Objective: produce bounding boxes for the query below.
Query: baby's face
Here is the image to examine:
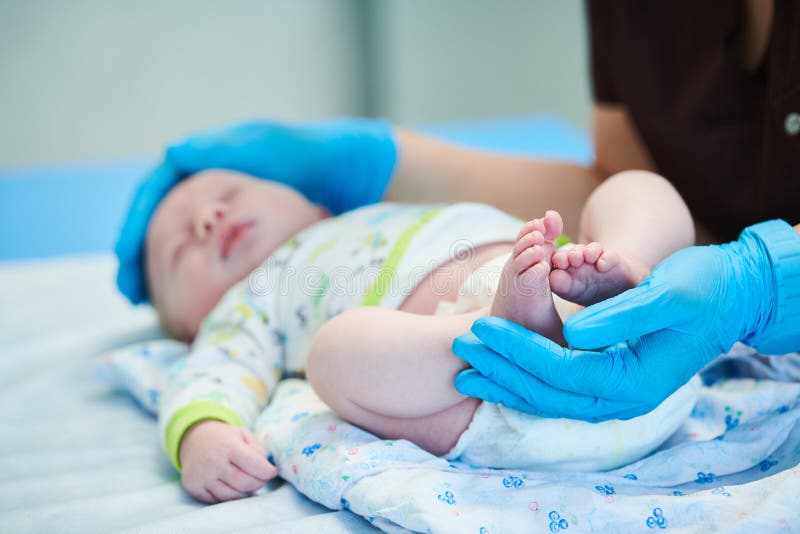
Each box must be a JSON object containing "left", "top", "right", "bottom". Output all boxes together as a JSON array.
[{"left": 145, "top": 169, "right": 326, "bottom": 340}]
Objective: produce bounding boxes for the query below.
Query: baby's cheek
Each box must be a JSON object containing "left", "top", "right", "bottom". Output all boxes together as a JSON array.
[{"left": 176, "top": 258, "right": 228, "bottom": 337}]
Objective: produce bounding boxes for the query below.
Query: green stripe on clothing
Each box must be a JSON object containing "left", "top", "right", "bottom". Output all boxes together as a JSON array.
[
  {"left": 554, "top": 233, "right": 573, "bottom": 249},
  {"left": 363, "top": 208, "right": 442, "bottom": 306},
  {"left": 164, "top": 401, "right": 244, "bottom": 472}
]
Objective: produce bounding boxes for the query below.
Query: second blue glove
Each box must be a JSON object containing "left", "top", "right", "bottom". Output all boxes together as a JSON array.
[{"left": 165, "top": 119, "right": 397, "bottom": 215}]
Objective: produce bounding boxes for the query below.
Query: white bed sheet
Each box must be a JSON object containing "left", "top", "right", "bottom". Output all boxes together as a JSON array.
[{"left": 0, "top": 254, "right": 377, "bottom": 533}]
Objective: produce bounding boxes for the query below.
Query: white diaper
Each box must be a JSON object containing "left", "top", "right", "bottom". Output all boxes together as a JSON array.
[{"left": 437, "top": 252, "right": 701, "bottom": 471}]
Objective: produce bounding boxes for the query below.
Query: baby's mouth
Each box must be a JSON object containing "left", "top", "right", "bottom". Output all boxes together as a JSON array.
[{"left": 220, "top": 220, "right": 256, "bottom": 260}]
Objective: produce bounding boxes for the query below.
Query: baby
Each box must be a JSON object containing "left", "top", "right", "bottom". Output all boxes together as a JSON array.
[{"left": 143, "top": 168, "right": 697, "bottom": 503}]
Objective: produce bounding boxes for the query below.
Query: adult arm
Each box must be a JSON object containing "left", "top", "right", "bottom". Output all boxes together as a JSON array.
[
  {"left": 384, "top": 128, "right": 596, "bottom": 236},
  {"left": 385, "top": 104, "right": 654, "bottom": 236}
]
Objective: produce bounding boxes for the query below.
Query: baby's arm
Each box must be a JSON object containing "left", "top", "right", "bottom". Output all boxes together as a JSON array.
[{"left": 159, "top": 285, "right": 283, "bottom": 503}]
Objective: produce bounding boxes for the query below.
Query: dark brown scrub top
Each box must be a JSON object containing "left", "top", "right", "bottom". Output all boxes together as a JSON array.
[{"left": 587, "top": 0, "right": 799, "bottom": 241}]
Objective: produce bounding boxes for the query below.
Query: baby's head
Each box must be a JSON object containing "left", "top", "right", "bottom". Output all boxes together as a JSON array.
[{"left": 144, "top": 169, "right": 326, "bottom": 340}]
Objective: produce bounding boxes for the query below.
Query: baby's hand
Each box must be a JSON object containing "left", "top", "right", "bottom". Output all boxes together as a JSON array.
[{"left": 179, "top": 420, "right": 277, "bottom": 503}]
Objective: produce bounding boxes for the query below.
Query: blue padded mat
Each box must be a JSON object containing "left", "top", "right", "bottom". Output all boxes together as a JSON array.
[{"left": 0, "top": 115, "right": 591, "bottom": 260}]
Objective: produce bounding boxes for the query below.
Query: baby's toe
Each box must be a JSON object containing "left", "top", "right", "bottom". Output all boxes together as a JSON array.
[
  {"left": 543, "top": 210, "right": 564, "bottom": 241},
  {"left": 551, "top": 249, "right": 571, "bottom": 270},
  {"left": 513, "top": 230, "right": 545, "bottom": 257},
  {"left": 548, "top": 268, "right": 573, "bottom": 295},
  {"left": 513, "top": 244, "right": 547, "bottom": 274},
  {"left": 596, "top": 249, "right": 621, "bottom": 272},
  {"left": 568, "top": 247, "right": 586, "bottom": 268},
  {"left": 583, "top": 242, "right": 603, "bottom": 264},
  {"left": 525, "top": 260, "right": 551, "bottom": 284},
  {"left": 517, "top": 218, "right": 546, "bottom": 241}
]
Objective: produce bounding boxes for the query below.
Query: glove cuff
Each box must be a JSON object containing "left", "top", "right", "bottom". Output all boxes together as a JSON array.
[{"left": 740, "top": 220, "right": 800, "bottom": 355}]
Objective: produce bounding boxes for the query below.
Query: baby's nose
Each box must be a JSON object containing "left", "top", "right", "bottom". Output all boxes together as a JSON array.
[{"left": 194, "top": 203, "right": 226, "bottom": 238}]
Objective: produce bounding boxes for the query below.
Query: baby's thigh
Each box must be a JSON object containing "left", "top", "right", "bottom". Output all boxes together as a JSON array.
[{"left": 338, "top": 396, "right": 481, "bottom": 457}]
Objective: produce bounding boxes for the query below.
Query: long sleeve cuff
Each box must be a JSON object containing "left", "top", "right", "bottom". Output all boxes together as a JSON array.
[{"left": 164, "top": 401, "right": 244, "bottom": 471}]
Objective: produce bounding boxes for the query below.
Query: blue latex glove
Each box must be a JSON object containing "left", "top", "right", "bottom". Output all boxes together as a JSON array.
[
  {"left": 453, "top": 220, "right": 800, "bottom": 421},
  {"left": 115, "top": 118, "right": 397, "bottom": 305}
]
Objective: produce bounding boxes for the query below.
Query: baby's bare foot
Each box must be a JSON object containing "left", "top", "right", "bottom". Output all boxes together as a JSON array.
[
  {"left": 490, "top": 211, "right": 565, "bottom": 345},
  {"left": 549, "top": 243, "right": 649, "bottom": 306}
]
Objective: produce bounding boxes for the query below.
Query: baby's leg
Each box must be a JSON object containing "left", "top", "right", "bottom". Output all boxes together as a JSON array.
[
  {"left": 550, "top": 170, "right": 695, "bottom": 305},
  {"left": 307, "top": 221, "right": 567, "bottom": 456},
  {"left": 307, "top": 307, "right": 484, "bottom": 455}
]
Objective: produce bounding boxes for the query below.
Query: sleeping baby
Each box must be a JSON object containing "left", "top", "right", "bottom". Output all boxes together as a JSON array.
[{"left": 139, "top": 168, "right": 699, "bottom": 503}]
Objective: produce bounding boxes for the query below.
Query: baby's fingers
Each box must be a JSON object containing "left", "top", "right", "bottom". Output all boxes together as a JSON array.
[
  {"left": 192, "top": 487, "right": 219, "bottom": 504},
  {"left": 208, "top": 479, "right": 250, "bottom": 502},
  {"left": 223, "top": 462, "right": 271, "bottom": 493},
  {"left": 232, "top": 438, "right": 278, "bottom": 482},
  {"left": 241, "top": 427, "right": 266, "bottom": 455}
]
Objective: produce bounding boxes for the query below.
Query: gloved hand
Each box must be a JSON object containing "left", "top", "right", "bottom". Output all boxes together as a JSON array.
[
  {"left": 453, "top": 220, "right": 800, "bottom": 421},
  {"left": 115, "top": 118, "right": 397, "bottom": 305},
  {"left": 164, "top": 119, "right": 397, "bottom": 215},
  {"left": 453, "top": 318, "right": 709, "bottom": 421}
]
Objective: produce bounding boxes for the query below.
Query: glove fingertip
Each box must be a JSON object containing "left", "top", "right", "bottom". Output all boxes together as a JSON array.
[
  {"left": 451, "top": 333, "right": 483, "bottom": 362},
  {"left": 453, "top": 368, "right": 481, "bottom": 396},
  {"left": 469, "top": 315, "right": 498, "bottom": 336},
  {"left": 563, "top": 303, "right": 634, "bottom": 348},
  {"left": 562, "top": 317, "right": 597, "bottom": 349},
  {"left": 471, "top": 315, "right": 531, "bottom": 346}
]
